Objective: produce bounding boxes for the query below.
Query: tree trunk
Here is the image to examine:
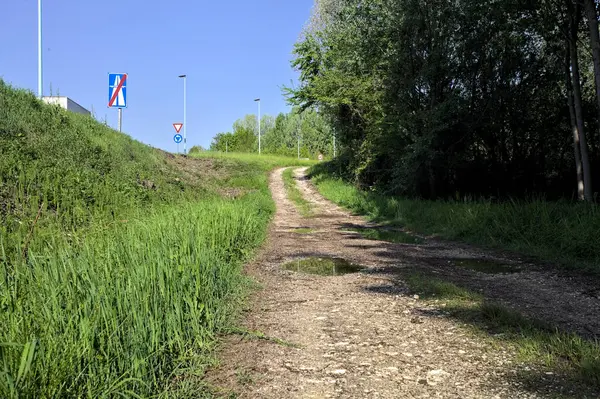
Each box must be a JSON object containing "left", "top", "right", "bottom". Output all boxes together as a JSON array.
[
  {"left": 570, "top": 2, "right": 594, "bottom": 201},
  {"left": 584, "top": 0, "right": 600, "bottom": 137},
  {"left": 566, "top": 40, "right": 586, "bottom": 200}
]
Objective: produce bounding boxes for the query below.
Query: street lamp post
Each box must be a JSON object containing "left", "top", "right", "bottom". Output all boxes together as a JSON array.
[
  {"left": 333, "top": 133, "right": 336, "bottom": 158},
  {"left": 38, "top": 0, "right": 43, "bottom": 98},
  {"left": 297, "top": 113, "right": 302, "bottom": 160},
  {"left": 254, "top": 98, "right": 261, "bottom": 154},
  {"left": 178, "top": 75, "right": 187, "bottom": 154}
]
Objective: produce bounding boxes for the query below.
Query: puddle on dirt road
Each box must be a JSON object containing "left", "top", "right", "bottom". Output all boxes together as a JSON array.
[
  {"left": 454, "top": 259, "right": 521, "bottom": 274},
  {"left": 282, "top": 257, "right": 364, "bottom": 276},
  {"left": 346, "top": 228, "right": 424, "bottom": 244}
]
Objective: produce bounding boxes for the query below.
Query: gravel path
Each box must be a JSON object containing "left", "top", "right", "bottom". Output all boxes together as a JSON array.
[{"left": 205, "top": 167, "right": 600, "bottom": 399}]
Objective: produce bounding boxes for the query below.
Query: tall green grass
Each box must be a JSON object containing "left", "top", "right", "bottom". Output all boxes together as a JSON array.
[
  {"left": 310, "top": 170, "right": 600, "bottom": 273},
  {"left": 1, "top": 194, "right": 272, "bottom": 397},
  {"left": 0, "top": 81, "right": 307, "bottom": 397}
]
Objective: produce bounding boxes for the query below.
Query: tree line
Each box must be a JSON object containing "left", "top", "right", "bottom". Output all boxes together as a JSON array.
[
  {"left": 288, "top": 0, "right": 600, "bottom": 200},
  {"left": 210, "top": 109, "right": 335, "bottom": 159}
]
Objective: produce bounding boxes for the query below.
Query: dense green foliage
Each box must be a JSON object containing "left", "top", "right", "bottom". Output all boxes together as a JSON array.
[
  {"left": 291, "top": 0, "right": 600, "bottom": 199},
  {"left": 310, "top": 164, "right": 600, "bottom": 272},
  {"left": 0, "top": 81, "right": 307, "bottom": 397},
  {"left": 210, "top": 108, "right": 334, "bottom": 159}
]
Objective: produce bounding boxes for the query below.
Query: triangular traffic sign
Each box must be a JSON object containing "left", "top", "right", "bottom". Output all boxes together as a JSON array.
[{"left": 173, "top": 123, "right": 183, "bottom": 133}]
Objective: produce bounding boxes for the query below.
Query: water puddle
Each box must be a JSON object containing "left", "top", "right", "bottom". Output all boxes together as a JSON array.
[
  {"left": 346, "top": 228, "right": 424, "bottom": 244},
  {"left": 282, "top": 257, "right": 364, "bottom": 276},
  {"left": 454, "top": 259, "right": 520, "bottom": 274}
]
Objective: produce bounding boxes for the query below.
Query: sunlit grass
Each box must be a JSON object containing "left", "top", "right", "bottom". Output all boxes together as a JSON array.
[
  {"left": 282, "top": 167, "right": 312, "bottom": 217},
  {"left": 196, "top": 151, "right": 317, "bottom": 169},
  {"left": 343, "top": 227, "right": 424, "bottom": 244}
]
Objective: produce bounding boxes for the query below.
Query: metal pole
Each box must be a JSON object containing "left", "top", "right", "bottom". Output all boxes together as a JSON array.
[
  {"left": 38, "top": 0, "right": 43, "bottom": 98},
  {"left": 226, "top": 141, "right": 228, "bottom": 153},
  {"left": 297, "top": 115, "right": 301, "bottom": 159},
  {"left": 118, "top": 108, "right": 122, "bottom": 132},
  {"left": 183, "top": 76, "right": 187, "bottom": 155},
  {"left": 333, "top": 134, "right": 336, "bottom": 158},
  {"left": 258, "top": 100, "right": 261, "bottom": 154}
]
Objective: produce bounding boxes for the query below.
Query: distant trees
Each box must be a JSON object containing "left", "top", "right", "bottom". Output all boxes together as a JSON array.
[
  {"left": 210, "top": 108, "right": 334, "bottom": 158},
  {"left": 288, "top": 0, "right": 600, "bottom": 200},
  {"left": 188, "top": 145, "right": 205, "bottom": 154}
]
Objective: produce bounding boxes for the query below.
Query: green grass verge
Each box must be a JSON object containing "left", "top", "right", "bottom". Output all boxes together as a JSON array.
[
  {"left": 292, "top": 228, "right": 315, "bottom": 234},
  {"left": 0, "top": 81, "right": 307, "bottom": 397},
  {"left": 404, "top": 272, "right": 600, "bottom": 391},
  {"left": 309, "top": 166, "right": 600, "bottom": 273},
  {"left": 197, "top": 151, "right": 316, "bottom": 170},
  {"left": 343, "top": 227, "right": 424, "bottom": 244},
  {"left": 282, "top": 168, "right": 312, "bottom": 217}
]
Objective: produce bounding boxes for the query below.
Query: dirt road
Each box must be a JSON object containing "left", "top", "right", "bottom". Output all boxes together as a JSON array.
[{"left": 206, "top": 167, "right": 600, "bottom": 398}]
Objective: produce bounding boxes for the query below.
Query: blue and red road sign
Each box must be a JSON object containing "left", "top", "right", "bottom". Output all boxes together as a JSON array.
[{"left": 108, "top": 73, "right": 127, "bottom": 108}]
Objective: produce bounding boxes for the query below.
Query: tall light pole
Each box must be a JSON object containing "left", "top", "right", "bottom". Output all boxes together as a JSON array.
[
  {"left": 333, "top": 133, "right": 336, "bottom": 158},
  {"left": 254, "top": 98, "right": 261, "bottom": 154},
  {"left": 297, "top": 112, "right": 302, "bottom": 160},
  {"left": 38, "top": 0, "right": 43, "bottom": 98},
  {"left": 179, "top": 75, "right": 187, "bottom": 154}
]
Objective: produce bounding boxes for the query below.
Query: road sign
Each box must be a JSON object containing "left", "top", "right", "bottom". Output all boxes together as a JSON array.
[
  {"left": 108, "top": 73, "right": 127, "bottom": 108},
  {"left": 173, "top": 123, "right": 183, "bottom": 133},
  {"left": 174, "top": 134, "right": 183, "bottom": 144}
]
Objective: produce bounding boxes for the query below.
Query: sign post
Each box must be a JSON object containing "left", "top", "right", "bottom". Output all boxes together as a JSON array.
[
  {"left": 108, "top": 73, "right": 128, "bottom": 132},
  {"left": 173, "top": 123, "right": 183, "bottom": 154},
  {"left": 174, "top": 133, "right": 183, "bottom": 153}
]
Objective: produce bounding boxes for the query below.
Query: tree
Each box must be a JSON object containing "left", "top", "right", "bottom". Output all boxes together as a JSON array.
[
  {"left": 584, "top": 0, "right": 600, "bottom": 144},
  {"left": 287, "top": 0, "right": 600, "bottom": 199},
  {"left": 568, "top": 0, "right": 594, "bottom": 200}
]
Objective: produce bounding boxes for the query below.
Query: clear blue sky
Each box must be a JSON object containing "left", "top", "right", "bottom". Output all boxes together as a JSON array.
[{"left": 0, "top": 0, "right": 313, "bottom": 151}]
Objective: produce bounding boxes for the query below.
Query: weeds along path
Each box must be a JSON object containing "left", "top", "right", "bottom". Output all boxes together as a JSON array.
[{"left": 207, "top": 167, "right": 599, "bottom": 398}]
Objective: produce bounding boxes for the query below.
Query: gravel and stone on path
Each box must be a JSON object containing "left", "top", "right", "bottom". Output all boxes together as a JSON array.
[{"left": 205, "top": 167, "right": 600, "bottom": 399}]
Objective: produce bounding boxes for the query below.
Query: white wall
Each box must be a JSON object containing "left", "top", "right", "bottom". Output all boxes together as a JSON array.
[{"left": 42, "top": 96, "right": 91, "bottom": 116}]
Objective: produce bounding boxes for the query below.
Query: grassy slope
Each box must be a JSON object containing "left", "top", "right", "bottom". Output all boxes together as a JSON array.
[
  {"left": 0, "top": 81, "right": 310, "bottom": 398},
  {"left": 309, "top": 164, "right": 600, "bottom": 273}
]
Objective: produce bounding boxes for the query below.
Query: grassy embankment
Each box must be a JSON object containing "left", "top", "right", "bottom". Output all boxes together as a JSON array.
[
  {"left": 0, "top": 80, "right": 311, "bottom": 398},
  {"left": 309, "top": 163, "right": 600, "bottom": 392}
]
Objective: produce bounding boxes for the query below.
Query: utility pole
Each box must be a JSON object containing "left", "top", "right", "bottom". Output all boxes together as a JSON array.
[
  {"left": 38, "top": 0, "right": 43, "bottom": 98},
  {"left": 179, "top": 75, "right": 187, "bottom": 154},
  {"left": 254, "top": 98, "right": 261, "bottom": 154},
  {"left": 298, "top": 112, "right": 302, "bottom": 159},
  {"left": 333, "top": 134, "right": 336, "bottom": 158}
]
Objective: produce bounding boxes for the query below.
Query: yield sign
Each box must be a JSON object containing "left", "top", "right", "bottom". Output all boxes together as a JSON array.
[{"left": 173, "top": 123, "right": 183, "bottom": 133}]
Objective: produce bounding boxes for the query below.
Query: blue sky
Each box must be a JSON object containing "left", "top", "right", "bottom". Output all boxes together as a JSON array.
[{"left": 0, "top": 0, "right": 313, "bottom": 151}]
